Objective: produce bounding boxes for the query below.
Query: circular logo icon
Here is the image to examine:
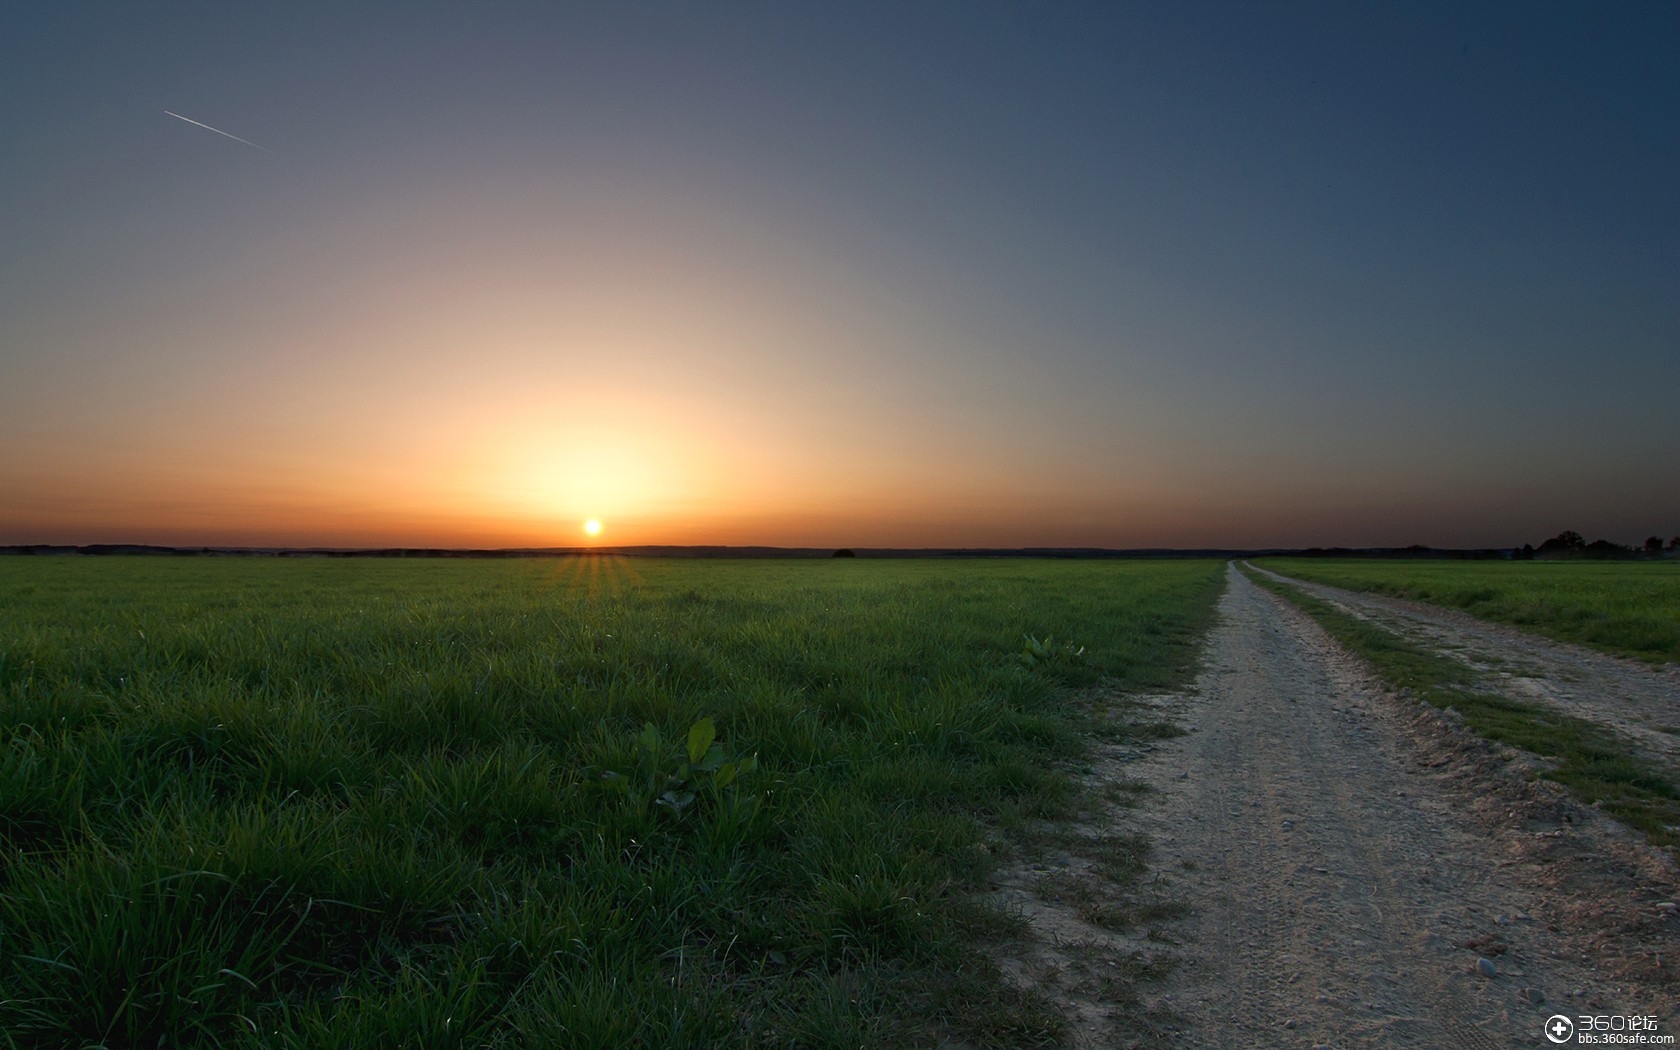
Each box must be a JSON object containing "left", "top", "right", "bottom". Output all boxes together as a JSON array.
[{"left": 1544, "top": 1014, "right": 1575, "bottom": 1044}]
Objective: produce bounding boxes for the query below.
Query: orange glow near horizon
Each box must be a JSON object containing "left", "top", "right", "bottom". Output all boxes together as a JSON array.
[
  {"left": 1, "top": 166, "right": 1668, "bottom": 553},
  {"left": 2, "top": 344, "right": 1662, "bottom": 550}
]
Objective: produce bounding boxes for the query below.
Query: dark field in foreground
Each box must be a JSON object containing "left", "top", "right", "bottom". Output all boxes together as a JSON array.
[
  {"left": 1255, "top": 558, "right": 1680, "bottom": 664},
  {"left": 0, "top": 556, "right": 1222, "bottom": 1047}
]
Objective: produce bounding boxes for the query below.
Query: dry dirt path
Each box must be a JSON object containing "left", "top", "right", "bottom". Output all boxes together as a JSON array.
[
  {"left": 1246, "top": 562, "right": 1680, "bottom": 771},
  {"left": 990, "top": 562, "right": 1679, "bottom": 1048}
]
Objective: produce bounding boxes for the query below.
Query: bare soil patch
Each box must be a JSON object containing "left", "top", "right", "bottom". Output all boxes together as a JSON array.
[{"left": 986, "top": 564, "right": 1679, "bottom": 1048}]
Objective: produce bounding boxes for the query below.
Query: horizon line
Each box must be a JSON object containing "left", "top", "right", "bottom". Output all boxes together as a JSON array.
[{"left": 0, "top": 540, "right": 1560, "bottom": 559}]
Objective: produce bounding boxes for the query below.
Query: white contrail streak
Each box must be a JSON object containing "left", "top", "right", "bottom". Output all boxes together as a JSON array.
[{"left": 163, "top": 110, "right": 275, "bottom": 153}]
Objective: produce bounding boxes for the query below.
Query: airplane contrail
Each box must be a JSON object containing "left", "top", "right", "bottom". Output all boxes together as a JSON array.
[{"left": 164, "top": 110, "right": 275, "bottom": 153}]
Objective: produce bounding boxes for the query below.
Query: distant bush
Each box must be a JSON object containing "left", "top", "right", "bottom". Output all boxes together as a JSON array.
[
  {"left": 1532, "top": 531, "right": 1642, "bottom": 560},
  {"left": 832, "top": 548, "right": 857, "bottom": 558},
  {"left": 1536, "top": 530, "right": 1586, "bottom": 555}
]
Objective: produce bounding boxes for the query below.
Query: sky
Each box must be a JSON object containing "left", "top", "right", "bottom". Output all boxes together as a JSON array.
[{"left": 3, "top": 2, "right": 1676, "bottom": 550}]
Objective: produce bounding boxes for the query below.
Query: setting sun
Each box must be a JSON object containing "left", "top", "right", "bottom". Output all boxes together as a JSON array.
[{"left": 583, "top": 519, "right": 602, "bottom": 537}]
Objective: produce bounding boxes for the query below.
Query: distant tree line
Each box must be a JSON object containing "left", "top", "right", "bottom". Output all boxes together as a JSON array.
[
  {"left": 1293, "top": 532, "right": 1678, "bottom": 561},
  {"left": 1521, "top": 530, "right": 1680, "bottom": 560}
]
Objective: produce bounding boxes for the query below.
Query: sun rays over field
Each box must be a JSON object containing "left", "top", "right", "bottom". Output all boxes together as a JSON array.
[{"left": 540, "top": 551, "right": 643, "bottom": 600}]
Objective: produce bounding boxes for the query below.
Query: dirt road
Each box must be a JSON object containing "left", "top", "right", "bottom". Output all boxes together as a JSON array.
[
  {"left": 991, "top": 563, "right": 1678, "bottom": 1048},
  {"left": 1245, "top": 561, "right": 1680, "bottom": 770}
]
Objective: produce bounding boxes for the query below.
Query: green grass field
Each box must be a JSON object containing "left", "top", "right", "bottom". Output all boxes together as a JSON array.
[
  {"left": 0, "top": 555, "right": 1223, "bottom": 1048},
  {"left": 1254, "top": 558, "right": 1680, "bottom": 664}
]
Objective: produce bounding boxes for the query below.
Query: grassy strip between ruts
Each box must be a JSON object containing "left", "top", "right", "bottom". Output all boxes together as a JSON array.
[
  {"left": 1253, "top": 557, "right": 1680, "bottom": 664},
  {"left": 0, "top": 556, "right": 1224, "bottom": 1048},
  {"left": 1240, "top": 564, "right": 1680, "bottom": 853}
]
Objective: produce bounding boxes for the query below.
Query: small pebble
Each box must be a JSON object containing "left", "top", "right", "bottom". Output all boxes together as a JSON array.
[
  {"left": 1523, "top": 987, "right": 1545, "bottom": 1005},
  {"left": 1656, "top": 901, "right": 1677, "bottom": 912},
  {"left": 1283, "top": 1019, "right": 1297, "bottom": 1029},
  {"left": 1476, "top": 957, "right": 1498, "bottom": 978}
]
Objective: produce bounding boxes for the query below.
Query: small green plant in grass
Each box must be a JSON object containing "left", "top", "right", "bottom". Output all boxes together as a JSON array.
[
  {"left": 593, "top": 717, "right": 758, "bottom": 823},
  {"left": 1019, "top": 634, "right": 1085, "bottom": 670}
]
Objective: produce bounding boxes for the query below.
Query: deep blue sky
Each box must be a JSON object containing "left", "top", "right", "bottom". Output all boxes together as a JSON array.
[{"left": 3, "top": 2, "right": 1676, "bottom": 548}]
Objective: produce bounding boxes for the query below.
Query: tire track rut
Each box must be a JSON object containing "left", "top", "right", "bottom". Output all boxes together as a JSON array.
[{"left": 1246, "top": 562, "right": 1680, "bottom": 772}]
